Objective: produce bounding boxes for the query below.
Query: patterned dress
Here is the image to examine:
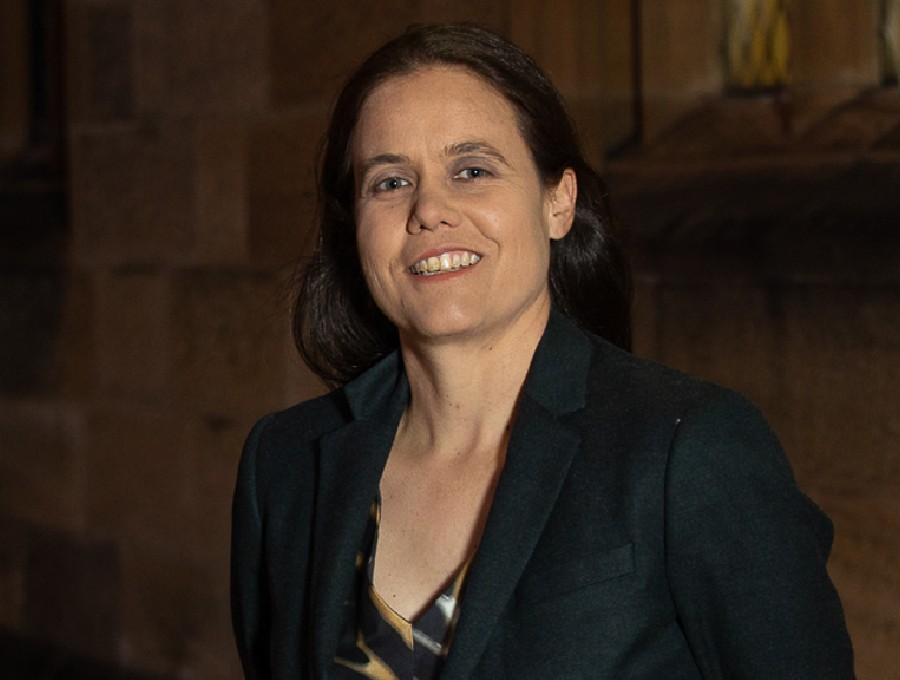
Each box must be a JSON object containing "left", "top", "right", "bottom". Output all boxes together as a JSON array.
[{"left": 333, "top": 499, "right": 469, "bottom": 680}]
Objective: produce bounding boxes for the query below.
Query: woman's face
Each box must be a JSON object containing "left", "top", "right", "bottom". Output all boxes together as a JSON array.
[{"left": 353, "top": 66, "right": 575, "bottom": 345}]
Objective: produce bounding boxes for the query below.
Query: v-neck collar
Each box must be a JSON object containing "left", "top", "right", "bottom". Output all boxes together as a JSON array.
[{"left": 309, "top": 310, "right": 593, "bottom": 678}]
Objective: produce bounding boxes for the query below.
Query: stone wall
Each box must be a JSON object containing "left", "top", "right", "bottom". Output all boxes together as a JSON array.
[{"left": 0, "top": 1, "right": 897, "bottom": 678}]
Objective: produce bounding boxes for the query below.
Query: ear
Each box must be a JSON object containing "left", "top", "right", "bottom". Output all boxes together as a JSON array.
[{"left": 546, "top": 168, "right": 577, "bottom": 240}]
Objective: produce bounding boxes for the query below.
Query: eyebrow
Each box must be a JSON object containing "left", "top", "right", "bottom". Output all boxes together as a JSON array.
[
  {"left": 357, "top": 141, "right": 511, "bottom": 179},
  {"left": 445, "top": 141, "right": 510, "bottom": 166},
  {"left": 358, "top": 153, "right": 410, "bottom": 179}
]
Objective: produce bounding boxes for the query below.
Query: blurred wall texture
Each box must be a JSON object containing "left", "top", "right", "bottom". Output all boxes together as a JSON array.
[{"left": 1, "top": 1, "right": 898, "bottom": 678}]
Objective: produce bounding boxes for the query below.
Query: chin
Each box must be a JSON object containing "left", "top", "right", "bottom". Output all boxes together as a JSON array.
[
  {"left": 396, "top": 307, "right": 484, "bottom": 343},
  {"left": 405, "top": 319, "right": 478, "bottom": 343}
]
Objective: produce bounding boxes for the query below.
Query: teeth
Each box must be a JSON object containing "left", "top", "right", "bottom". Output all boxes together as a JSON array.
[{"left": 411, "top": 252, "right": 481, "bottom": 275}]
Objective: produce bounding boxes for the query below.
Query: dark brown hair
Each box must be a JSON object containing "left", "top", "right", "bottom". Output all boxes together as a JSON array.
[{"left": 294, "top": 24, "right": 632, "bottom": 385}]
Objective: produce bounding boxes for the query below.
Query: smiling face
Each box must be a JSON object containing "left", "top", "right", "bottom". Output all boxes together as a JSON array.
[{"left": 353, "top": 66, "right": 576, "bottom": 347}]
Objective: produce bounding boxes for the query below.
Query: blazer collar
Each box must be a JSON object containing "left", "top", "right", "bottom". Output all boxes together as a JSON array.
[
  {"left": 340, "top": 309, "right": 591, "bottom": 419},
  {"left": 310, "top": 352, "right": 409, "bottom": 677},
  {"left": 441, "top": 310, "right": 592, "bottom": 679},
  {"left": 521, "top": 308, "right": 591, "bottom": 415},
  {"left": 309, "top": 311, "right": 592, "bottom": 677}
]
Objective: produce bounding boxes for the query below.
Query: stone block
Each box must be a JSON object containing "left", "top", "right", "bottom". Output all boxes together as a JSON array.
[
  {"left": 782, "top": 286, "right": 900, "bottom": 493},
  {"left": 132, "top": 0, "right": 266, "bottom": 116},
  {"left": 0, "top": 184, "right": 68, "bottom": 268},
  {"left": 169, "top": 270, "right": 289, "bottom": 417},
  {"left": 0, "top": 628, "right": 177, "bottom": 680},
  {"left": 764, "top": 164, "right": 900, "bottom": 286},
  {"left": 119, "top": 545, "right": 239, "bottom": 679},
  {"left": 0, "top": 403, "right": 84, "bottom": 532},
  {"left": 0, "top": 269, "right": 95, "bottom": 399},
  {"left": 643, "top": 0, "right": 722, "bottom": 92},
  {"left": 592, "top": 0, "right": 633, "bottom": 95},
  {"left": 509, "top": 0, "right": 578, "bottom": 93},
  {"left": 134, "top": 0, "right": 268, "bottom": 115},
  {"left": 85, "top": 406, "right": 195, "bottom": 550},
  {"left": 268, "top": 0, "right": 420, "bottom": 105},
  {"left": 23, "top": 528, "right": 119, "bottom": 663},
  {"left": 195, "top": 120, "right": 248, "bottom": 264},
  {"left": 276, "top": 281, "right": 333, "bottom": 406},
  {"left": 58, "top": 270, "right": 97, "bottom": 399},
  {"left": 653, "top": 283, "right": 783, "bottom": 420},
  {"left": 245, "top": 113, "right": 325, "bottom": 265},
  {"left": 247, "top": 114, "right": 324, "bottom": 199},
  {"left": 70, "top": 121, "right": 196, "bottom": 266},
  {"left": 0, "top": 518, "right": 25, "bottom": 630},
  {"left": 510, "top": 0, "right": 625, "bottom": 98},
  {"left": 68, "top": 2, "right": 134, "bottom": 123},
  {"left": 247, "top": 195, "right": 314, "bottom": 267},
  {"left": 131, "top": 0, "right": 168, "bottom": 117},
  {"left": 640, "top": 0, "right": 722, "bottom": 141},
  {"left": 0, "top": 270, "right": 65, "bottom": 395},
  {"left": 791, "top": 0, "right": 880, "bottom": 88},
  {"left": 94, "top": 269, "right": 170, "bottom": 401},
  {"left": 418, "top": 0, "right": 506, "bottom": 31},
  {"left": 190, "top": 416, "right": 251, "bottom": 562},
  {"left": 568, "top": 98, "right": 626, "bottom": 169},
  {"left": 813, "top": 491, "right": 900, "bottom": 680},
  {"left": 0, "top": 0, "right": 29, "bottom": 157}
]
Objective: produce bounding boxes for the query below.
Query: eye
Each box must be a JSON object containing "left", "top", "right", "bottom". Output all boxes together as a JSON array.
[
  {"left": 373, "top": 176, "right": 411, "bottom": 193},
  {"left": 455, "top": 167, "right": 491, "bottom": 181}
]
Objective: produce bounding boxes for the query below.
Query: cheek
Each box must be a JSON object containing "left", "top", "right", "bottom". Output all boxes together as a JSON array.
[
  {"left": 356, "top": 235, "right": 381, "bottom": 295},
  {"left": 357, "top": 199, "right": 411, "bottom": 260},
  {"left": 489, "top": 201, "right": 552, "bottom": 258},
  {"left": 355, "top": 220, "right": 396, "bottom": 299},
  {"left": 355, "top": 208, "right": 382, "bottom": 263}
]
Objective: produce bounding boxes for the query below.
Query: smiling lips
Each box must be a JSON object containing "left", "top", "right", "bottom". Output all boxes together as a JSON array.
[{"left": 409, "top": 250, "right": 482, "bottom": 276}]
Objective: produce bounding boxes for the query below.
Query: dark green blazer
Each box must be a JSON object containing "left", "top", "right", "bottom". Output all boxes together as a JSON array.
[{"left": 231, "top": 311, "right": 853, "bottom": 679}]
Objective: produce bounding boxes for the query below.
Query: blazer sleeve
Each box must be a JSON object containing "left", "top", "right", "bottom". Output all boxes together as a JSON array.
[
  {"left": 231, "top": 414, "right": 274, "bottom": 680},
  {"left": 664, "top": 390, "right": 854, "bottom": 679}
]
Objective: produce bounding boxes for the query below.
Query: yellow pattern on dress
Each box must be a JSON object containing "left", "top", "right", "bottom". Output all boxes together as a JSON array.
[
  {"left": 334, "top": 629, "right": 399, "bottom": 680},
  {"left": 369, "top": 584, "right": 415, "bottom": 649}
]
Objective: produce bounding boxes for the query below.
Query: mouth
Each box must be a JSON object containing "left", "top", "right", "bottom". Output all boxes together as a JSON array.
[{"left": 408, "top": 250, "right": 482, "bottom": 276}]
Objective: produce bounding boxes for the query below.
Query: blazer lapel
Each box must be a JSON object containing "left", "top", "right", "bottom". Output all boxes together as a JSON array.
[
  {"left": 309, "top": 354, "right": 409, "bottom": 677},
  {"left": 441, "top": 311, "right": 592, "bottom": 680},
  {"left": 441, "top": 397, "right": 581, "bottom": 679}
]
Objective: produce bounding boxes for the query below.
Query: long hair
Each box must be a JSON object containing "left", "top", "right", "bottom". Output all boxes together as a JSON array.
[{"left": 294, "top": 24, "right": 632, "bottom": 385}]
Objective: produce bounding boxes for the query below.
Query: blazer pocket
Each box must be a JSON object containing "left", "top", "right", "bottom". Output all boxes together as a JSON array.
[{"left": 516, "top": 542, "right": 635, "bottom": 607}]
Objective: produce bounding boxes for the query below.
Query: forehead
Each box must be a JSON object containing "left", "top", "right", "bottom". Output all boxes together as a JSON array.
[{"left": 353, "top": 66, "right": 525, "bottom": 155}]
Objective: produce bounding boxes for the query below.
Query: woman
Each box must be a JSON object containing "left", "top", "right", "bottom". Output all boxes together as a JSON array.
[{"left": 231, "top": 24, "right": 854, "bottom": 679}]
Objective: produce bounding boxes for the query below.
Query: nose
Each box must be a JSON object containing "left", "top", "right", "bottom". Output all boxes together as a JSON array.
[{"left": 407, "top": 179, "right": 461, "bottom": 234}]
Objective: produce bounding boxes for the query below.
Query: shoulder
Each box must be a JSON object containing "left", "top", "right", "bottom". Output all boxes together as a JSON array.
[
  {"left": 581, "top": 329, "right": 755, "bottom": 435},
  {"left": 565, "top": 323, "right": 814, "bottom": 535},
  {"left": 243, "top": 348, "right": 406, "bottom": 455},
  {"left": 236, "top": 388, "right": 351, "bottom": 496},
  {"left": 536, "top": 310, "right": 726, "bottom": 423},
  {"left": 538, "top": 311, "right": 773, "bottom": 462},
  {"left": 562, "top": 325, "right": 825, "bottom": 535},
  {"left": 237, "top": 348, "right": 406, "bottom": 485},
  {"left": 247, "top": 388, "right": 351, "bottom": 452},
  {"left": 592, "top": 334, "right": 797, "bottom": 486},
  {"left": 549, "top": 318, "right": 853, "bottom": 675}
]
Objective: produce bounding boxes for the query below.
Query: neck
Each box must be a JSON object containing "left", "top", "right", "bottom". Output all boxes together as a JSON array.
[{"left": 397, "top": 302, "right": 550, "bottom": 460}]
